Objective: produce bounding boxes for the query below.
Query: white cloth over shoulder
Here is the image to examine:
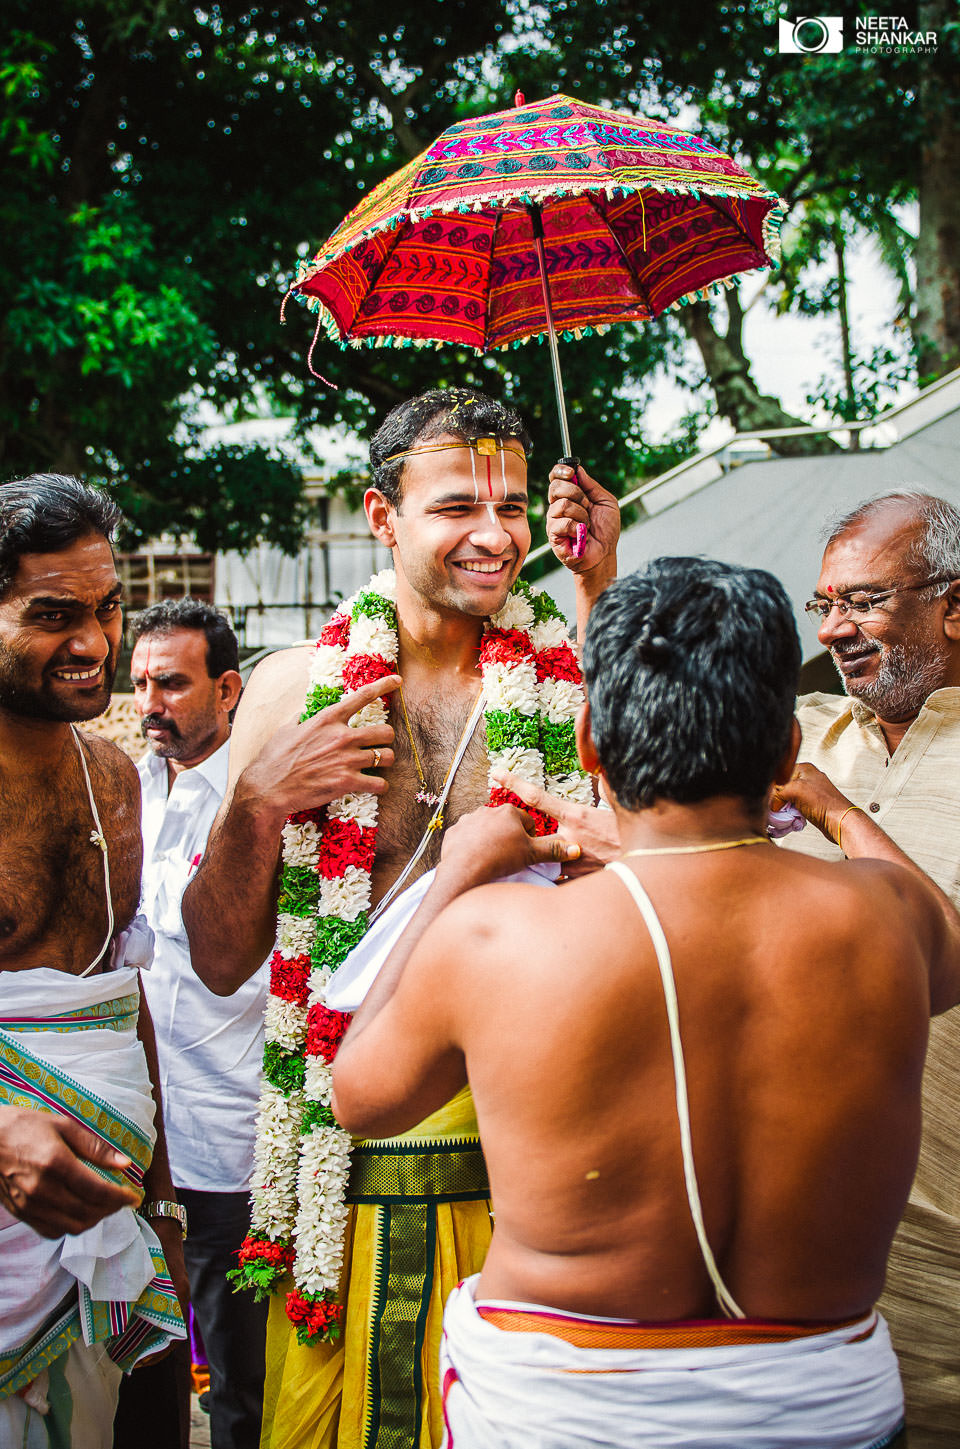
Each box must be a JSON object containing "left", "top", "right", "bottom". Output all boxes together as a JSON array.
[
  {"left": 0, "top": 967, "right": 183, "bottom": 1369},
  {"left": 324, "top": 862, "right": 559, "bottom": 1013},
  {"left": 440, "top": 1276, "right": 904, "bottom": 1449}
]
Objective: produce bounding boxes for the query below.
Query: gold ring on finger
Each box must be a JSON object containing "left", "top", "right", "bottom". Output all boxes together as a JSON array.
[{"left": 371, "top": 748, "right": 382, "bottom": 769}]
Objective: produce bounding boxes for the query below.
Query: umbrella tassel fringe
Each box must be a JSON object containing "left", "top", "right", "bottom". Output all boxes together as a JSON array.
[
  {"left": 296, "top": 287, "right": 825, "bottom": 349},
  {"left": 305, "top": 310, "right": 339, "bottom": 390},
  {"left": 665, "top": 262, "right": 775, "bottom": 314},
  {"left": 762, "top": 203, "right": 786, "bottom": 264}
]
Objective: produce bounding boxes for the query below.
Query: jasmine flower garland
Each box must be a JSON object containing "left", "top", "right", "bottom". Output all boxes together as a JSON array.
[
  {"left": 231, "top": 570, "right": 589, "bottom": 1344},
  {"left": 483, "top": 579, "right": 593, "bottom": 816}
]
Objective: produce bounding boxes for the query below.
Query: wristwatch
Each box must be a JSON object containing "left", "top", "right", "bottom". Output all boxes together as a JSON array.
[{"left": 142, "top": 1199, "right": 188, "bottom": 1239}]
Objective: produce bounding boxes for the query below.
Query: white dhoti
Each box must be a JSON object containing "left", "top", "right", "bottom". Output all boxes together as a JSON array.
[
  {"left": 1, "top": 1341, "right": 123, "bottom": 1449},
  {"left": 0, "top": 966, "right": 186, "bottom": 1447},
  {"left": 440, "top": 1275, "right": 905, "bottom": 1449}
]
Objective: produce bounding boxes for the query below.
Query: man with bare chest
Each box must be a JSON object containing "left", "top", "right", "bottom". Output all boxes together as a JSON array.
[
  {"left": 332, "top": 557, "right": 960, "bottom": 1449},
  {"left": 0, "top": 475, "right": 186, "bottom": 1447},
  {"left": 183, "top": 389, "right": 600, "bottom": 1449}
]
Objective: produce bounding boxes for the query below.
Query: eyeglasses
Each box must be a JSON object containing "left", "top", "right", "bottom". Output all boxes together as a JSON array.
[{"left": 803, "top": 576, "right": 951, "bottom": 621}]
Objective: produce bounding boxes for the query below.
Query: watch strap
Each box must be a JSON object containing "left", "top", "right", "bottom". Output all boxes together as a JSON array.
[{"left": 142, "top": 1199, "right": 188, "bottom": 1239}]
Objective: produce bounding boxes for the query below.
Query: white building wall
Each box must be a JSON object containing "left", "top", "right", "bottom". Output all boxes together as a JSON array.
[{"left": 214, "top": 495, "right": 391, "bottom": 648}]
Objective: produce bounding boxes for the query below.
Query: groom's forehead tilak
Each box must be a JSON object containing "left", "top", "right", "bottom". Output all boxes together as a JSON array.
[{"left": 389, "top": 437, "right": 528, "bottom": 511}]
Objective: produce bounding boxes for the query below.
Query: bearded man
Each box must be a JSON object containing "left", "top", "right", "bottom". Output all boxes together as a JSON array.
[
  {"left": 0, "top": 474, "right": 186, "bottom": 1448},
  {"left": 182, "top": 390, "right": 604, "bottom": 1449},
  {"left": 775, "top": 491, "right": 960, "bottom": 1448}
]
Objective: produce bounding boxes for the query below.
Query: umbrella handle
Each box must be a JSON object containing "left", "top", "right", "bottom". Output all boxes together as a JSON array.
[
  {"left": 527, "top": 203, "right": 575, "bottom": 460},
  {"left": 552, "top": 454, "right": 584, "bottom": 558}
]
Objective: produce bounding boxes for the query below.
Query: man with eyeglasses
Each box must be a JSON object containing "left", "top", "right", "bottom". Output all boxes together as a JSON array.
[
  {"left": 772, "top": 490, "right": 960, "bottom": 1449},
  {"left": 541, "top": 480, "right": 960, "bottom": 1446}
]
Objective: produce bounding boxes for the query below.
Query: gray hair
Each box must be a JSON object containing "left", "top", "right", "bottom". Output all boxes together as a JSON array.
[{"left": 823, "top": 490, "right": 960, "bottom": 593}]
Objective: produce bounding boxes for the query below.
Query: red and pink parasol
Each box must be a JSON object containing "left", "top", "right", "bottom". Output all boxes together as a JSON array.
[{"left": 287, "top": 93, "right": 783, "bottom": 459}]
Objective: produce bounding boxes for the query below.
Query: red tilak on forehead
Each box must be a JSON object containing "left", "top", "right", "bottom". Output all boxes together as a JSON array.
[
  {"left": 826, "top": 584, "right": 834, "bottom": 592},
  {"left": 486, "top": 456, "right": 493, "bottom": 498}
]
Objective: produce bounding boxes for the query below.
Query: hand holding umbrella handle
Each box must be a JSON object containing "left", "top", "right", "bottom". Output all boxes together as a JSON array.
[{"left": 546, "top": 461, "right": 620, "bottom": 577}]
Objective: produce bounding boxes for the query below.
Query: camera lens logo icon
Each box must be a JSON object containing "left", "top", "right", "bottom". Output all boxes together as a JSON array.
[{"left": 778, "top": 16, "right": 844, "bottom": 53}]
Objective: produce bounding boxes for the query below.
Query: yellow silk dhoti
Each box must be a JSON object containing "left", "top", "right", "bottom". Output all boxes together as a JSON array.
[{"left": 260, "top": 1086, "right": 492, "bottom": 1449}]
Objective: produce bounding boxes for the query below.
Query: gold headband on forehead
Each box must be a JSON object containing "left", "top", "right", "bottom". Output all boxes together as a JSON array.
[
  {"left": 383, "top": 437, "right": 527, "bottom": 466},
  {"left": 382, "top": 435, "right": 526, "bottom": 505}
]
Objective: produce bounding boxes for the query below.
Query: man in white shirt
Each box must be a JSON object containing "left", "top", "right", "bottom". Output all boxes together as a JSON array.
[{"left": 125, "top": 598, "right": 268, "bottom": 1449}]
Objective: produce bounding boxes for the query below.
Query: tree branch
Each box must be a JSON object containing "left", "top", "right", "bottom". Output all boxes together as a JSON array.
[
  {"left": 354, "top": 60, "right": 426, "bottom": 160},
  {"left": 682, "top": 300, "right": 841, "bottom": 455},
  {"left": 778, "top": 157, "right": 818, "bottom": 207},
  {"left": 723, "top": 287, "right": 746, "bottom": 362}
]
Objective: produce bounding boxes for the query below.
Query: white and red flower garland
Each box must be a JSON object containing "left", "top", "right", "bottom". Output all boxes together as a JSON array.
[
  {"left": 481, "top": 582, "right": 593, "bottom": 821},
  {"left": 232, "top": 570, "right": 588, "bottom": 1344}
]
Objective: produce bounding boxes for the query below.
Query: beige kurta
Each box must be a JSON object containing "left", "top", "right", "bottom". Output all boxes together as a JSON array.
[{"left": 782, "top": 687, "right": 960, "bottom": 1448}]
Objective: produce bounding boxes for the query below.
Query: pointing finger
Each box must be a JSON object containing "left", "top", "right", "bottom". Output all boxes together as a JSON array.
[
  {"left": 328, "top": 674, "right": 402, "bottom": 718},
  {"left": 491, "top": 767, "right": 567, "bottom": 820},
  {"left": 348, "top": 724, "right": 396, "bottom": 749}
]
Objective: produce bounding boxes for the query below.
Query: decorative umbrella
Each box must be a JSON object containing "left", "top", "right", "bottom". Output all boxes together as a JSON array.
[{"left": 287, "top": 93, "right": 783, "bottom": 461}]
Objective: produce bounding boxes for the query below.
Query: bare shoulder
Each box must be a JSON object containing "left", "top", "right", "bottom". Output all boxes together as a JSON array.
[
  {"left": 781, "top": 848, "right": 911, "bottom": 906},
  {"left": 420, "top": 880, "right": 572, "bottom": 974},
  {"left": 228, "top": 646, "right": 314, "bottom": 784},
  {"left": 245, "top": 644, "right": 314, "bottom": 699},
  {"left": 830, "top": 853, "right": 928, "bottom": 905},
  {"left": 445, "top": 879, "right": 558, "bottom": 927},
  {"left": 77, "top": 731, "right": 139, "bottom": 800},
  {"left": 843, "top": 855, "right": 945, "bottom": 938},
  {"left": 781, "top": 850, "right": 939, "bottom": 966}
]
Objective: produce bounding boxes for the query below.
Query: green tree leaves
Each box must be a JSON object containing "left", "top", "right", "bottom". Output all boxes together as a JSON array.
[{"left": 2, "top": 0, "right": 955, "bottom": 551}]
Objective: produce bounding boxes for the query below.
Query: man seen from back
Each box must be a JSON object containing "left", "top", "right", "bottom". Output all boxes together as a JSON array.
[{"left": 332, "top": 557, "right": 960, "bottom": 1449}]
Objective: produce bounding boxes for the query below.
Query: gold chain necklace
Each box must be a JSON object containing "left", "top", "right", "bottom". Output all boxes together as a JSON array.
[
  {"left": 397, "top": 683, "right": 481, "bottom": 830},
  {"left": 622, "top": 836, "right": 769, "bottom": 857}
]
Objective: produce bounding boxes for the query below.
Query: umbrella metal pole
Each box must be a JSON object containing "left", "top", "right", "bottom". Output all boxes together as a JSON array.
[{"left": 527, "top": 203, "right": 575, "bottom": 461}]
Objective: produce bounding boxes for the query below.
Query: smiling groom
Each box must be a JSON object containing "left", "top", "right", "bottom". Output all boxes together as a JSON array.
[{"left": 183, "top": 389, "right": 607, "bottom": 1449}]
